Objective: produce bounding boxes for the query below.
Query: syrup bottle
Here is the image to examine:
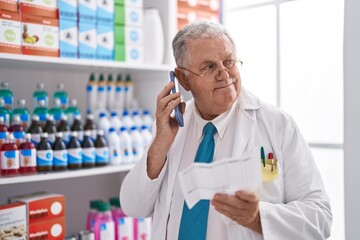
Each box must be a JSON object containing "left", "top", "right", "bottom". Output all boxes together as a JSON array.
[
  {"left": 94, "top": 129, "right": 109, "bottom": 167},
  {"left": 0, "top": 133, "right": 19, "bottom": 176},
  {"left": 27, "top": 115, "right": 43, "bottom": 147},
  {"left": 57, "top": 114, "right": 71, "bottom": 145},
  {"left": 36, "top": 132, "right": 53, "bottom": 172},
  {"left": 52, "top": 132, "right": 68, "bottom": 171},
  {"left": 9, "top": 115, "right": 24, "bottom": 148},
  {"left": 67, "top": 131, "right": 82, "bottom": 169},
  {"left": 19, "top": 133, "right": 36, "bottom": 174},
  {"left": 82, "top": 131, "right": 95, "bottom": 168},
  {"left": 44, "top": 115, "right": 57, "bottom": 146},
  {"left": 84, "top": 114, "right": 97, "bottom": 141}
]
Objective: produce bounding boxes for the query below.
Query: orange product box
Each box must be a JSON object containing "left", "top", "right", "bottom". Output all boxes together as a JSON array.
[
  {"left": 178, "top": 0, "right": 220, "bottom": 12},
  {"left": 21, "top": 14, "right": 59, "bottom": 57},
  {"left": 0, "top": 10, "right": 21, "bottom": 54},
  {"left": 19, "top": 0, "right": 57, "bottom": 18},
  {"left": 28, "top": 217, "right": 66, "bottom": 240},
  {"left": 10, "top": 192, "right": 65, "bottom": 224},
  {"left": 0, "top": 0, "right": 18, "bottom": 12},
  {"left": 0, "top": 202, "right": 27, "bottom": 239}
]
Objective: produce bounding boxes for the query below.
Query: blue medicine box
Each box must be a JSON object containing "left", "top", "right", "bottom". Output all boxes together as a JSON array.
[{"left": 59, "top": 19, "right": 78, "bottom": 58}]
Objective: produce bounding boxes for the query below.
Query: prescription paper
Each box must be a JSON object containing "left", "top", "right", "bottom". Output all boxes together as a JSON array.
[{"left": 178, "top": 154, "right": 261, "bottom": 209}]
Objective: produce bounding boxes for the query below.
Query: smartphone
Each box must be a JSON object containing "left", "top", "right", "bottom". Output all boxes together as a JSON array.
[{"left": 169, "top": 71, "right": 184, "bottom": 127}]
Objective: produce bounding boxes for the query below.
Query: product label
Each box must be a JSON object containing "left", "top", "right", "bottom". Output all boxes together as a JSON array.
[
  {"left": 82, "top": 147, "right": 95, "bottom": 164},
  {"left": 68, "top": 148, "right": 82, "bottom": 164},
  {"left": 20, "top": 148, "right": 36, "bottom": 167},
  {"left": 31, "top": 133, "right": 41, "bottom": 146},
  {"left": 86, "top": 85, "right": 94, "bottom": 92},
  {"left": 1, "top": 150, "right": 19, "bottom": 169},
  {"left": 13, "top": 131, "right": 24, "bottom": 140},
  {"left": 37, "top": 149, "right": 53, "bottom": 166},
  {"left": 0, "top": 131, "right": 7, "bottom": 139},
  {"left": 118, "top": 217, "right": 134, "bottom": 240},
  {"left": 100, "top": 221, "right": 115, "bottom": 240},
  {"left": 0, "top": 11, "right": 21, "bottom": 54},
  {"left": 95, "top": 147, "right": 109, "bottom": 163},
  {"left": 53, "top": 149, "right": 68, "bottom": 166}
]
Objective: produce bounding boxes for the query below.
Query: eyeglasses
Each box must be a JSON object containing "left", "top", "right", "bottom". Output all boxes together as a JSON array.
[{"left": 179, "top": 58, "right": 243, "bottom": 78}]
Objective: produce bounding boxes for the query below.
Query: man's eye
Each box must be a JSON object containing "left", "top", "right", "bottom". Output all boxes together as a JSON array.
[
  {"left": 203, "top": 64, "right": 215, "bottom": 71},
  {"left": 223, "top": 59, "right": 234, "bottom": 67}
]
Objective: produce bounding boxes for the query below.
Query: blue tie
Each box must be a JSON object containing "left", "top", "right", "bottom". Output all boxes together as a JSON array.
[{"left": 178, "top": 122, "right": 217, "bottom": 240}]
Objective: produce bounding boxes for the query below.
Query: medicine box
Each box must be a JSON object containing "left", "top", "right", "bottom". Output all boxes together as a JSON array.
[
  {"left": 114, "top": 43, "right": 142, "bottom": 63},
  {"left": 79, "top": 21, "right": 97, "bottom": 59},
  {"left": 96, "top": 0, "right": 114, "bottom": 24},
  {"left": 0, "top": 202, "right": 27, "bottom": 240},
  {"left": 10, "top": 192, "right": 65, "bottom": 224},
  {"left": 0, "top": 10, "right": 21, "bottom": 54},
  {"left": 28, "top": 217, "right": 66, "bottom": 240},
  {"left": 97, "top": 23, "right": 114, "bottom": 60},
  {"left": 58, "top": 0, "right": 78, "bottom": 21},
  {"left": 114, "top": 25, "right": 142, "bottom": 45},
  {"left": 59, "top": 18, "right": 78, "bottom": 58},
  {"left": 19, "top": 0, "right": 57, "bottom": 18},
  {"left": 114, "top": 6, "right": 143, "bottom": 27},
  {"left": 0, "top": 0, "right": 18, "bottom": 12},
  {"left": 78, "top": 0, "right": 96, "bottom": 23}
]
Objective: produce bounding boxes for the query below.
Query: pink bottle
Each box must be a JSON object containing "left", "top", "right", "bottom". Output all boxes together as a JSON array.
[
  {"left": 94, "top": 202, "right": 115, "bottom": 240},
  {"left": 134, "top": 218, "right": 151, "bottom": 240},
  {"left": 110, "top": 197, "right": 134, "bottom": 240},
  {"left": 87, "top": 200, "right": 101, "bottom": 231}
]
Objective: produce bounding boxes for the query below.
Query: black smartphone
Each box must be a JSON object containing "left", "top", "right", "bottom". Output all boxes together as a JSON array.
[{"left": 169, "top": 71, "right": 184, "bottom": 127}]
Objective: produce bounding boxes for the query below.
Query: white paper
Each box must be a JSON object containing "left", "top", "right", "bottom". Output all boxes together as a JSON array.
[{"left": 178, "top": 151, "right": 261, "bottom": 209}]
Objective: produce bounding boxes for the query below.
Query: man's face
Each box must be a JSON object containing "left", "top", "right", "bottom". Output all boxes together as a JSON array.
[{"left": 179, "top": 35, "right": 241, "bottom": 120}]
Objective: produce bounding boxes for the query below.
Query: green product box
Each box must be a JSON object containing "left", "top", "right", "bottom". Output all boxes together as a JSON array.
[
  {"left": 114, "top": 24, "right": 125, "bottom": 44},
  {"left": 114, "top": 0, "right": 124, "bottom": 5},
  {"left": 115, "top": 43, "right": 125, "bottom": 61},
  {"left": 114, "top": 5, "right": 125, "bottom": 25}
]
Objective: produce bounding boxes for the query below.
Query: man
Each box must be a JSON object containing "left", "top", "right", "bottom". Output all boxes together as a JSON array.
[{"left": 120, "top": 21, "right": 332, "bottom": 239}]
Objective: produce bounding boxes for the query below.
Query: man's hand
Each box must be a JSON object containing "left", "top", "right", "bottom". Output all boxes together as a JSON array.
[{"left": 211, "top": 191, "right": 262, "bottom": 234}]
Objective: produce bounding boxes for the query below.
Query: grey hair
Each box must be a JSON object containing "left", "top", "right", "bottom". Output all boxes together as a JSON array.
[{"left": 172, "top": 21, "right": 236, "bottom": 68}]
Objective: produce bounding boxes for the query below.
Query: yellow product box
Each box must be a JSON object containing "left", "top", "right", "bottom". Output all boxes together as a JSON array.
[
  {"left": 10, "top": 192, "right": 65, "bottom": 224},
  {"left": 0, "top": 202, "right": 27, "bottom": 240},
  {"left": 21, "top": 14, "right": 59, "bottom": 57},
  {"left": 28, "top": 217, "right": 65, "bottom": 240},
  {"left": 0, "top": 0, "right": 18, "bottom": 12},
  {"left": 0, "top": 10, "right": 21, "bottom": 54},
  {"left": 19, "top": 0, "right": 57, "bottom": 18}
]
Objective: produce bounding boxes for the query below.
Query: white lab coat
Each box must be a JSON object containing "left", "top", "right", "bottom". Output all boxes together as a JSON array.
[{"left": 120, "top": 88, "right": 332, "bottom": 240}]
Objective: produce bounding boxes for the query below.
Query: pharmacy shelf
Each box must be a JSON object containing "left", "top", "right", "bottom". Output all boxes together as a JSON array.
[
  {"left": 0, "top": 53, "right": 172, "bottom": 72},
  {"left": 0, "top": 164, "right": 134, "bottom": 185}
]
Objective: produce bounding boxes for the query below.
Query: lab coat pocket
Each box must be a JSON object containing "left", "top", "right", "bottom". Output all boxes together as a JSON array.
[{"left": 259, "top": 146, "right": 279, "bottom": 182}]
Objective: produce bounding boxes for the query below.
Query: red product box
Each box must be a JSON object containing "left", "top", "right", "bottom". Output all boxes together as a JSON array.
[
  {"left": 19, "top": 0, "right": 58, "bottom": 19},
  {"left": 10, "top": 192, "right": 65, "bottom": 224},
  {"left": 28, "top": 217, "right": 66, "bottom": 240},
  {"left": 0, "top": 10, "right": 21, "bottom": 54},
  {"left": 0, "top": 0, "right": 18, "bottom": 12}
]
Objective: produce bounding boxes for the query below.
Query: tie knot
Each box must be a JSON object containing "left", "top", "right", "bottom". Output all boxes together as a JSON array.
[{"left": 203, "top": 122, "right": 217, "bottom": 135}]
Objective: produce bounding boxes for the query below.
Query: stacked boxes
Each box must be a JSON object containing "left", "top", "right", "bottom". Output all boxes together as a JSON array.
[
  {"left": 0, "top": 0, "right": 21, "bottom": 54},
  {"left": 78, "top": 0, "right": 96, "bottom": 59},
  {"left": 0, "top": 202, "right": 27, "bottom": 239},
  {"left": 59, "top": 0, "right": 78, "bottom": 58},
  {"left": 114, "top": 0, "right": 143, "bottom": 63},
  {"left": 96, "top": 0, "right": 114, "bottom": 60}
]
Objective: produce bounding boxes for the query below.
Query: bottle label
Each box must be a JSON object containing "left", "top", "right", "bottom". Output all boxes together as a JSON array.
[
  {"left": 59, "top": 96, "right": 68, "bottom": 105},
  {"left": 82, "top": 147, "right": 95, "bottom": 164},
  {"left": 115, "top": 86, "right": 122, "bottom": 92},
  {"left": 39, "top": 113, "right": 47, "bottom": 122},
  {"left": 1, "top": 150, "right": 19, "bottom": 169},
  {"left": 100, "top": 221, "right": 115, "bottom": 240},
  {"left": 110, "top": 145, "right": 121, "bottom": 164},
  {"left": 68, "top": 148, "right": 82, "bottom": 164},
  {"left": 20, "top": 113, "right": 29, "bottom": 123},
  {"left": 98, "top": 86, "right": 105, "bottom": 92},
  {"left": 0, "top": 132, "right": 6, "bottom": 139},
  {"left": 20, "top": 149, "right": 36, "bottom": 167},
  {"left": 53, "top": 113, "right": 62, "bottom": 122},
  {"left": 53, "top": 150, "right": 68, "bottom": 166},
  {"left": 118, "top": 217, "right": 134, "bottom": 240},
  {"left": 86, "top": 85, "right": 93, "bottom": 92},
  {"left": 31, "top": 134, "right": 41, "bottom": 147},
  {"left": 37, "top": 150, "right": 53, "bottom": 166},
  {"left": 14, "top": 131, "right": 24, "bottom": 140},
  {"left": 95, "top": 147, "right": 109, "bottom": 163},
  {"left": 62, "top": 131, "right": 70, "bottom": 145}
]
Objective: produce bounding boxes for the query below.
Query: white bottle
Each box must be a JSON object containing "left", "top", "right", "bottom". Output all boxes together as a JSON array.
[
  {"left": 130, "top": 126, "right": 144, "bottom": 162},
  {"left": 119, "top": 126, "right": 133, "bottom": 164},
  {"left": 140, "top": 125, "right": 153, "bottom": 149},
  {"left": 86, "top": 73, "right": 97, "bottom": 114},
  {"left": 98, "top": 113, "right": 111, "bottom": 138},
  {"left": 107, "top": 74, "right": 116, "bottom": 111},
  {"left": 114, "top": 74, "right": 125, "bottom": 113},
  {"left": 109, "top": 112, "right": 122, "bottom": 133},
  {"left": 121, "top": 110, "right": 134, "bottom": 130},
  {"left": 142, "top": 110, "right": 153, "bottom": 130},
  {"left": 108, "top": 127, "right": 122, "bottom": 165},
  {"left": 97, "top": 74, "right": 107, "bottom": 110},
  {"left": 124, "top": 74, "right": 133, "bottom": 109},
  {"left": 132, "top": 110, "right": 143, "bottom": 129}
]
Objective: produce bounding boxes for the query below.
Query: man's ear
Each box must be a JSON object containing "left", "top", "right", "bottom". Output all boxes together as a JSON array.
[{"left": 174, "top": 68, "right": 190, "bottom": 91}]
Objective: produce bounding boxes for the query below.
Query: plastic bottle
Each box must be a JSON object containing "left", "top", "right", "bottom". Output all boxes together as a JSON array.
[
  {"left": 36, "top": 132, "right": 53, "bottom": 172},
  {"left": 67, "top": 131, "right": 82, "bottom": 169},
  {"left": 86, "top": 73, "right": 98, "bottom": 114},
  {"left": 33, "top": 83, "right": 48, "bottom": 108},
  {"left": 109, "top": 112, "right": 122, "bottom": 133},
  {"left": 0, "top": 133, "right": 19, "bottom": 176},
  {"left": 132, "top": 110, "right": 143, "bottom": 129},
  {"left": 0, "top": 98, "right": 10, "bottom": 126},
  {"left": 9, "top": 115, "right": 24, "bottom": 148},
  {"left": 44, "top": 115, "right": 57, "bottom": 146},
  {"left": 87, "top": 200, "right": 101, "bottom": 231},
  {"left": 0, "top": 116, "right": 8, "bottom": 150},
  {"left": 64, "top": 99, "right": 81, "bottom": 126},
  {"left": 142, "top": 110, "right": 153, "bottom": 130},
  {"left": 94, "top": 129, "right": 109, "bottom": 166},
  {"left": 0, "top": 82, "right": 14, "bottom": 111},
  {"left": 57, "top": 115, "right": 71, "bottom": 145},
  {"left": 33, "top": 99, "right": 48, "bottom": 128},
  {"left": 48, "top": 98, "right": 64, "bottom": 126},
  {"left": 119, "top": 127, "right": 133, "bottom": 164},
  {"left": 27, "top": 115, "right": 43, "bottom": 147},
  {"left": 108, "top": 127, "right": 121, "bottom": 165},
  {"left": 71, "top": 115, "right": 84, "bottom": 143},
  {"left": 107, "top": 74, "right": 116, "bottom": 111},
  {"left": 11, "top": 99, "right": 30, "bottom": 131},
  {"left": 140, "top": 125, "right": 153, "bottom": 149},
  {"left": 130, "top": 126, "right": 144, "bottom": 162},
  {"left": 53, "top": 83, "right": 69, "bottom": 110},
  {"left": 109, "top": 197, "right": 134, "bottom": 240},
  {"left": 98, "top": 113, "right": 111, "bottom": 138},
  {"left": 19, "top": 133, "right": 36, "bottom": 174},
  {"left": 93, "top": 202, "right": 115, "bottom": 240},
  {"left": 52, "top": 132, "right": 68, "bottom": 171},
  {"left": 135, "top": 218, "right": 151, "bottom": 240},
  {"left": 97, "top": 74, "right": 107, "bottom": 110},
  {"left": 114, "top": 74, "right": 125, "bottom": 112},
  {"left": 121, "top": 110, "right": 134, "bottom": 130},
  {"left": 82, "top": 131, "right": 95, "bottom": 168},
  {"left": 84, "top": 114, "right": 97, "bottom": 141},
  {"left": 124, "top": 74, "right": 133, "bottom": 109}
]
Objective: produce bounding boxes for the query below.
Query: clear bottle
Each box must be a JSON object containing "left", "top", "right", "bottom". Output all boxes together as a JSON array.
[
  {"left": 53, "top": 83, "right": 69, "bottom": 110},
  {"left": 27, "top": 115, "right": 43, "bottom": 147},
  {"left": 109, "top": 197, "right": 134, "bottom": 240},
  {"left": 0, "top": 82, "right": 14, "bottom": 111},
  {"left": 107, "top": 74, "right": 116, "bottom": 111},
  {"left": 67, "top": 131, "right": 82, "bottom": 169},
  {"left": 130, "top": 126, "right": 144, "bottom": 162},
  {"left": 119, "top": 127, "right": 133, "bottom": 164},
  {"left": 86, "top": 73, "right": 97, "bottom": 114},
  {"left": 87, "top": 200, "right": 101, "bottom": 231},
  {"left": 19, "top": 133, "right": 36, "bottom": 174},
  {"left": 48, "top": 98, "right": 64, "bottom": 126},
  {"left": 33, "top": 83, "right": 48, "bottom": 108},
  {"left": 124, "top": 74, "right": 133, "bottom": 109},
  {"left": 0, "top": 98, "right": 10, "bottom": 126},
  {"left": 97, "top": 74, "right": 107, "bottom": 110},
  {"left": 9, "top": 115, "right": 24, "bottom": 148},
  {"left": 82, "top": 131, "right": 95, "bottom": 168},
  {"left": 64, "top": 99, "right": 81, "bottom": 126},
  {"left": 52, "top": 132, "right": 68, "bottom": 171},
  {"left": 114, "top": 74, "right": 125, "bottom": 112},
  {"left": 93, "top": 202, "right": 115, "bottom": 240},
  {"left": 94, "top": 129, "right": 109, "bottom": 167},
  {"left": 84, "top": 114, "right": 97, "bottom": 141},
  {"left": 44, "top": 115, "right": 57, "bottom": 146},
  {"left": 33, "top": 99, "right": 48, "bottom": 128},
  {"left": 36, "top": 132, "right": 53, "bottom": 172},
  {"left": 108, "top": 127, "right": 121, "bottom": 165},
  {"left": 71, "top": 115, "right": 84, "bottom": 143},
  {"left": 57, "top": 115, "right": 71, "bottom": 145},
  {"left": 0, "top": 133, "right": 19, "bottom": 176},
  {"left": 0, "top": 116, "right": 8, "bottom": 149},
  {"left": 11, "top": 99, "right": 30, "bottom": 131}
]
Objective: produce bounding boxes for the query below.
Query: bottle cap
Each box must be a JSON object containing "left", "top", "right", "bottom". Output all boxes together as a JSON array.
[
  {"left": 87, "top": 114, "right": 94, "bottom": 120},
  {"left": 46, "top": 115, "right": 54, "bottom": 121},
  {"left": 74, "top": 115, "right": 81, "bottom": 120},
  {"left": 41, "top": 132, "right": 48, "bottom": 138},
  {"left": 110, "top": 112, "right": 118, "bottom": 117},
  {"left": 97, "top": 202, "right": 110, "bottom": 212},
  {"left": 71, "top": 131, "right": 78, "bottom": 137},
  {"left": 56, "top": 132, "right": 63, "bottom": 138},
  {"left": 109, "top": 127, "right": 115, "bottom": 133},
  {"left": 7, "top": 133, "right": 14, "bottom": 140},
  {"left": 99, "top": 112, "right": 106, "bottom": 118},
  {"left": 17, "top": 99, "right": 26, "bottom": 106},
  {"left": 84, "top": 130, "right": 91, "bottom": 137},
  {"left": 97, "top": 129, "right": 104, "bottom": 136},
  {"left": 12, "top": 115, "right": 20, "bottom": 122},
  {"left": 57, "top": 83, "right": 64, "bottom": 90},
  {"left": 61, "top": 115, "right": 68, "bottom": 121},
  {"left": 109, "top": 197, "right": 121, "bottom": 208},
  {"left": 24, "top": 133, "right": 31, "bottom": 140},
  {"left": 32, "top": 115, "right": 40, "bottom": 121},
  {"left": 120, "top": 126, "right": 127, "bottom": 132},
  {"left": 130, "top": 126, "right": 137, "bottom": 131},
  {"left": 37, "top": 82, "right": 45, "bottom": 89},
  {"left": 0, "top": 116, "right": 4, "bottom": 123},
  {"left": 70, "top": 99, "right": 77, "bottom": 106},
  {"left": 90, "top": 200, "right": 102, "bottom": 209}
]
